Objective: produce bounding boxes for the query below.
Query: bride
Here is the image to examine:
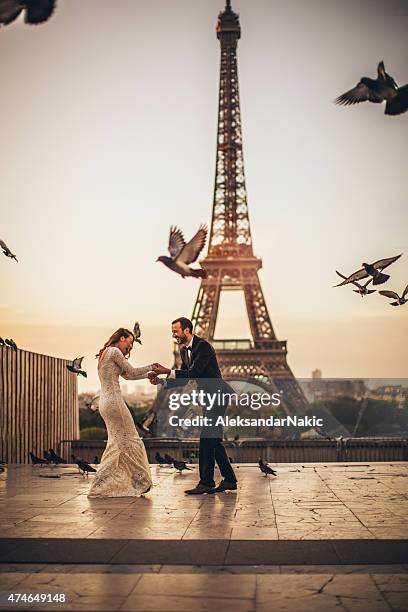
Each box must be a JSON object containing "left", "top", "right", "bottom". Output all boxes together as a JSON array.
[{"left": 88, "top": 328, "right": 155, "bottom": 498}]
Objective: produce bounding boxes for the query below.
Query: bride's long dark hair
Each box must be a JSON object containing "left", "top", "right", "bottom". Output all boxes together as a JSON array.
[{"left": 96, "top": 328, "right": 135, "bottom": 361}]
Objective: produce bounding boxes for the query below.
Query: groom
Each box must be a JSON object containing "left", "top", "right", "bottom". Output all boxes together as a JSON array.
[{"left": 150, "top": 317, "right": 237, "bottom": 495}]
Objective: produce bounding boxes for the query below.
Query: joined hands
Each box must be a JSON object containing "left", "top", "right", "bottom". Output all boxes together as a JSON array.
[{"left": 148, "top": 363, "right": 171, "bottom": 385}]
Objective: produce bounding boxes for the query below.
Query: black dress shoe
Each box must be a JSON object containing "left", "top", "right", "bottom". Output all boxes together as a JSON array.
[
  {"left": 208, "top": 480, "right": 238, "bottom": 493},
  {"left": 184, "top": 484, "right": 214, "bottom": 495}
]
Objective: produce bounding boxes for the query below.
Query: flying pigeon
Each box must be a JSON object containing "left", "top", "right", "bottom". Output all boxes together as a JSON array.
[
  {"left": 66, "top": 357, "right": 87, "bottom": 377},
  {"left": 0, "top": 240, "right": 18, "bottom": 261},
  {"left": 0, "top": 0, "right": 56, "bottom": 26},
  {"left": 157, "top": 225, "right": 208, "bottom": 278},
  {"left": 335, "top": 61, "right": 408, "bottom": 116},
  {"left": 335, "top": 271, "right": 376, "bottom": 296},
  {"left": 258, "top": 459, "right": 277, "bottom": 477},
  {"left": 136, "top": 409, "right": 156, "bottom": 434},
  {"left": 86, "top": 390, "right": 100, "bottom": 412},
  {"left": 133, "top": 321, "right": 142, "bottom": 344},
  {"left": 4, "top": 338, "right": 18, "bottom": 351},
  {"left": 173, "top": 459, "right": 193, "bottom": 472},
  {"left": 334, "top": 254, "right": 402, "bottom": 287},
  {"left": 379, "top": 283, "right": 408, "bottom": 306}
]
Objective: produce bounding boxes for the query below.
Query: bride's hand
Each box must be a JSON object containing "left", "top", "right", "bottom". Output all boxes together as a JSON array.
[{"left": 152, "top": 363, "right": 171, "bottom": 375}]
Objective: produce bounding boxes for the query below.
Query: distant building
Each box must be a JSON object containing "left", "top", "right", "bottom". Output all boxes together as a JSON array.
[
  {"left": 367, "top": 385, "right": 408, "bottom": 408},
  {"left": 301, "top": 376, "right": 367, "bottom": 403}
]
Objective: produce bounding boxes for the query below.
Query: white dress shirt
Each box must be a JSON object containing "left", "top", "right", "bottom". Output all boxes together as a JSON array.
[{"left": 168, "top": 335, "right": 194, "bottom": 379}]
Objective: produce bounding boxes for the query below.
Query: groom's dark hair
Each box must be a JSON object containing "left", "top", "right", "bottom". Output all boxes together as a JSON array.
[{"left": 172, "top": 317, "right": 193, "bottom": 333}]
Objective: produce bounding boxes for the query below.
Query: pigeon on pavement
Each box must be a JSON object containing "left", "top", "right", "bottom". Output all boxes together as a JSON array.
[
  {"left": 173, "top": 459, "right": 192, "bottom": 472},
  {"left": 258, "top": 458, "right": 277, "bottom": 477}
]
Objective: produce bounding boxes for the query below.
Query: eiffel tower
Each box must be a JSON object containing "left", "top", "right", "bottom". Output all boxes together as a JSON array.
[{"left": 184, "top": 0, "right": 307, "bottom": 416}]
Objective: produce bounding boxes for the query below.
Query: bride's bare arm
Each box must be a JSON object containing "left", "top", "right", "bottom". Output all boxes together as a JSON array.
[{"left": 110, "top": 347, "right": 153, "bottom": 380}]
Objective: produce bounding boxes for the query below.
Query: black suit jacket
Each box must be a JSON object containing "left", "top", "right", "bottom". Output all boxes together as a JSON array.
[{"left": 166, "top": 335, "right": 234, "bottom": 414}]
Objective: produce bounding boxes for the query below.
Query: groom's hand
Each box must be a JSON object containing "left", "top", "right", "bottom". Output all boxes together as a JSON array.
[
  {"left": 152, "top": 363, "right": 171, "bottom": 375},
  {"left": 148, "top": 371, "right": 163, "bottom": 385}
]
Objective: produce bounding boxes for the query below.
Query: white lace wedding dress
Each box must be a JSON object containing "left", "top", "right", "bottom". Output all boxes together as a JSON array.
[{"left": 88, "top": 346, "right": 153, "bottom": 498}]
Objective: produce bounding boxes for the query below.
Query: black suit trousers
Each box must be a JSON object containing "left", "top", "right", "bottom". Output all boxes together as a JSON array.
[{"left": 198, "top": 437, "right": 237, "bottom": 487}]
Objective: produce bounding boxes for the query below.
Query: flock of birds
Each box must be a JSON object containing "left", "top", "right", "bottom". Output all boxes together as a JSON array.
[
  {"left": 26, "top": 448, "right": 277, "bottom": 482},
  {"left": 155, "top": 451, "right": 277, "bottom": 478},
  {"left": 1, "top": 0, "right": 407, "bottom": 117},
  {"left": 0, "top": 5, "right": 406, "bottom": 475},
  {"left": 29, "top": 448, "right": 99, "bottom": 477},
  {"left": 0, "top": 337, "right": 18, "bottom": 350},
  {"left": 334, "top": 253, "right": 407, "bottom": 306}
]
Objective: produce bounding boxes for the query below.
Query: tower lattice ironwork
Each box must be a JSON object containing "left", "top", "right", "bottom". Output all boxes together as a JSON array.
[{"left": 186, "top": 0, "right": 307, "bottom": 415}]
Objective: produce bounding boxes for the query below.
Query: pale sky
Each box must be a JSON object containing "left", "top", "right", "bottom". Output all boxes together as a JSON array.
[{"left": 1, "top": 0, "right": 407, "bottom": 392}]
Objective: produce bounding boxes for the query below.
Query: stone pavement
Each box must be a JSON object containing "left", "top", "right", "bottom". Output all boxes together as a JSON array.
[{"left": 0, "top": 463, "right": 407, "bottom": 611}]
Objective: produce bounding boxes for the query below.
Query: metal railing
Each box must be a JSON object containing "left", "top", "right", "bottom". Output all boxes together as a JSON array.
[{"left": 66, "top": 437, "right": 408, "bottom": 464}]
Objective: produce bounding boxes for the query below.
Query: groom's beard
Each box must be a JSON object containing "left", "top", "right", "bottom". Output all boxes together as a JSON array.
[{"left": 176, "top": 334, "right": 188, "bottom": 346}]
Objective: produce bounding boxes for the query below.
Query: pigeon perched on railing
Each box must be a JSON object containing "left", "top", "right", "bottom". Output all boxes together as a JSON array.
[
  {"left": 66, "top": 357, "right": 87, "bottom": 378},
  {"left": 29, "top": 451, "right": 48, "bottom": 466},
  {"left": 76, "top": 459, "right": 96, "bottom": 477},
  {"left": 335, "top": 61, "right": 408, "bottom": 116},
  {"left": 334, "top": 254, "right": 402, "bottom": 287},
  {"left": 379, "top": 283, "right": 408, "bottom": 306},
  {"left": 334, "top": 271, "right": 375, "bottom": 297},
  {"left": 48, "top": 449, "right": 67, "bottom": 464},
  {"left": 0, "top": 240, "right": 18, "bottom": 261},
  {"left": 133, "top": 322, "right": 142, "bottom": 345},
  {"left": 157, "top": 225, "right": 208, "bottom": 279},
  {"left": 0, "top": 338, "right": 4, "bottom": 346},
  {"left": 0, "top": 0, "right": 57, "bottom": 27},
  {"left": 164, "top": 453, "right": 175, "bottom": 464},
  {"left": 173, "top": 459, "right": 193, "bottom": 472},
  {"left": 4, "top": 339, "right": 18, "bottom": 351},
  {"left": 258, "top": 459, "right": 277, "bottom": 477}
]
